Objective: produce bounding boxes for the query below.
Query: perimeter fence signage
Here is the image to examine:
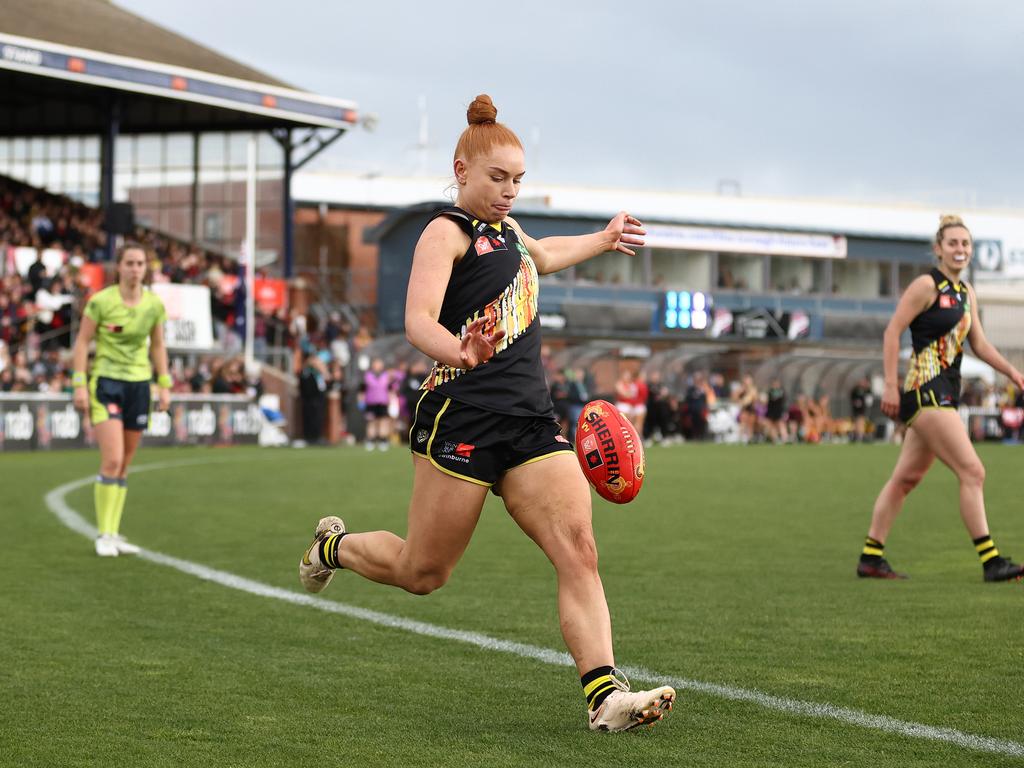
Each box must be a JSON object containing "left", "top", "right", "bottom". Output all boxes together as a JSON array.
[{"left": 0, "top": 393, "right": 261, "bottom": 451}]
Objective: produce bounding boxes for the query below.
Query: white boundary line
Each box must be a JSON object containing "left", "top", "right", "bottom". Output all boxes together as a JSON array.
[{"left": 43, "top": 459, "right": 1024, "bottom": 759}]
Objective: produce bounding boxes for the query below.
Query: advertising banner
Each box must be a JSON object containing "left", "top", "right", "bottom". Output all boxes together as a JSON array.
[
  {"left": 0, "top": 393, "right": 261, "bottom": 451},
  {"left": 643, "top": 225, "right": 847, "bottom": 259},
  {"left": 150, "top": 282, "right": 214, "bottom": 350}
]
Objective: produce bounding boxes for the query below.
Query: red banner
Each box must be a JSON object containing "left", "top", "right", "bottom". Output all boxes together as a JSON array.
[
  {"left": 78, "top": 263, "right": 106, "bottom": 296},
  {"left": 254, "top": 278, "right": 287, "bottom": 312}
]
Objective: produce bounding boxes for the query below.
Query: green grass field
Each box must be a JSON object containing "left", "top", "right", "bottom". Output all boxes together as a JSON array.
[{"left": 2, "top": 443, "right": 1023, "bottom": 767}]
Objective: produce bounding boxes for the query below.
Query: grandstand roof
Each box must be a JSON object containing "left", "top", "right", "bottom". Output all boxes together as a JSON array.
[
  {"left": 1, "top": 0, "right": 289, "bottom": 87},
  {"left": 0, "top": 1, "right": 358, "bottom": 133}
]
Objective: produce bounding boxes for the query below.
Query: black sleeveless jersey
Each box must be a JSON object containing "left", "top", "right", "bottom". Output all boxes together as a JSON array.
[
  {"left": 904, "top": 268, "right": 972, "bottom": 392},
  {"left": 419, "top": 207, "right": 554, "bottom": 418}
]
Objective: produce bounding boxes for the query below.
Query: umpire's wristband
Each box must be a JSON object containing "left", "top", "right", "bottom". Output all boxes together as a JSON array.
[{"left": 72, "top": 371, "right": 87, "bottom": 388}]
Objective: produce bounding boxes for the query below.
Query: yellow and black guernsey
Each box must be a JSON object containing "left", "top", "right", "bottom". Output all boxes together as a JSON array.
[
  {"left": 421, "top": 206, "right": 554, "bottom": 419},
  {"left": 899, "top": 268, "right": 972, "bottom": 425}
]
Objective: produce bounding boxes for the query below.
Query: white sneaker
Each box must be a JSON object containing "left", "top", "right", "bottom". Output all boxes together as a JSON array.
[
  {"left": 299, "top": 516, "right": 346, "bottom": 593},
  {"left": 588, "top": 671, "right": 676, "bottom": 732},
  {"left": 112, "top": 535, "right": 141, "bottom": 555},
  {"left": 95, "top": 534, "right": 119, "bottom": 557}
]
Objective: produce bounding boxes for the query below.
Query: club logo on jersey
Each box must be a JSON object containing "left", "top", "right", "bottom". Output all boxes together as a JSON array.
[
  {"left": 105, "top": 324, "right": 124, "bottom": 333},
  {"left": 939, "top": 294, "right": 957, "bottom": 309},
  {"left": 475, "top": 236, "right": 494, "bottom": 255},
  {"left": 416, "top": 429, "right": 429, "bottom": 445},
  {"left": 454, "top": 443, "right": 475, "bottom": 458},
  {"left": 107, "top": 403, "right": 121, "bottom": 415},
  {"left": 555, "top": 435, "right": 570, "bottom": 444}
]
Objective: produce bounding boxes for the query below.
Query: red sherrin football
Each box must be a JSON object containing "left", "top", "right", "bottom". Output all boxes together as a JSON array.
[{"left": 575, "top": 400, "right": 646, "bottom": 504}]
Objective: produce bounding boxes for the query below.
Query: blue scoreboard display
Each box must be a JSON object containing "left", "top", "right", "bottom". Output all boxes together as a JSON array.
[{"left": 662, "top": 290, "right": 709, "bottom": 331}]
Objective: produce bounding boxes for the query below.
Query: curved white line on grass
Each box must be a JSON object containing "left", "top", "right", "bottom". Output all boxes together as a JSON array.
[{"left": 45, "top": 461, "right": 1024, "bottom": 759}]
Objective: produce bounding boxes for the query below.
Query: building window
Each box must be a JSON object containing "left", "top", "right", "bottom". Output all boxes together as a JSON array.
[
  {"left": 718, "top": 252, "right": 764, "bottom": 292},
  {"left": 768, "top": 255, "right": 829, "bottom": 294},
  {"left": 204, "top": 212, "right": 223, "bottom": 242}
]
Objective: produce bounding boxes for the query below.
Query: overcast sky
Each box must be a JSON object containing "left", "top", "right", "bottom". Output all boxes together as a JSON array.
[{"left": 115, "top": 0, "right": 1024, "bottom": 209}]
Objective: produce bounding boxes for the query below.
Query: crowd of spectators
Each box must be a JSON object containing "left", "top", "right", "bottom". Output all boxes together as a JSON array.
[
  {"left": 4, "top": 173, "right": 1022, "bottom": 446},
  {"left": 0, "top": 173, "right": 331, "bottom": 396},
  {"left": 545, "top": 364, "right": 1024, "bottom": 446}
]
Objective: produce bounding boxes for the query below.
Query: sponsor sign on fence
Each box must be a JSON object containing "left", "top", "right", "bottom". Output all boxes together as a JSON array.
[{"left": 0, "top": 393, "right": 261, "bottom": 451}]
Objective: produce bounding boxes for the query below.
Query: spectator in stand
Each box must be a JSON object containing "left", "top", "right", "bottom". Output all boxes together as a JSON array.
[
  {"left": 735, "top": 375, "right": 759, "bottom": 443},
  {"left": 764, "top": 379, "right": 788, "bottom": 444},
  {"left": 34, "top": 276, "right": 75, "bottom": 350},
  {"left": 565, "top": 367, "right": 589, "bottom": 444},
  {"left": 787, "top": 396, "right": 805, "bottom": 441},
  {"left": 684, "top": 373, "right": 710, "bottom": 441},
  {"left": 27, "top": 250, "right": 47, "bottom": 300},
  {"left": 298, "top": 349, "right": 328, "bottom": 446},
  {"left": 615, "top": 368, "right": 644, "bottom": 434},
  {"left": 816, "top": 394, "right": 834, "bottom": 442},
  {"left": 398, "top": 360, "right": 430, "bottom": 443},
  {"left": 850, "top": 377, "right": 872, "bottom": 442},
  {"left": 643, "top": 374, "right": 671, "bottom": 443},
  {"left": 633, "top": 372, "right": 649, "bottom": 437},
  {"left": 549, "top": 368, "right": 572, "bottom": 437},
  {"left": 361, "top": 357, "right": 394, "bottom": 451}
]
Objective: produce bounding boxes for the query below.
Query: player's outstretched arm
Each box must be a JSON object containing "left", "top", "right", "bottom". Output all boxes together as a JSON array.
[{"left": 506, "top": 212, "right": 645, "bottom": 275}]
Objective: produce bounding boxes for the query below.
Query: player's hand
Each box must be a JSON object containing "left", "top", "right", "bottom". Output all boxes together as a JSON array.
[
  {"left": 72, "top": 387, "right": 89, "bottom": 414},
  {"left": 157, "top": 388, "right": 171, "bottom": 412},
  {"left": 881, "top": 383, "right": 900, "bottom": 420},
  {"left": 459, "top": 317, "right": 506, "bottom": 369},
  {"left": 604, "top": 212, "right": 646, "bottom": 256}
]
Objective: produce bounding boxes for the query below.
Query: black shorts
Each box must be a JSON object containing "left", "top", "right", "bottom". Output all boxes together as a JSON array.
[
  {"left": 365, "top": 403, "right": 389, "bottom": 419},
  {"left": 90, "top": 376, "right": 151, "bottom": 431},
  {"left": 408, "top": 390, "right": 574, "bottom": 488},
  {"left": 899, "top": 371, "right": 960, "bottom": 426}
]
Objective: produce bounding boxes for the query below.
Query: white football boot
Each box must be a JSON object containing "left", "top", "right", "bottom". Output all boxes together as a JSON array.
[
  {"left": 299, "top": 516, "right": 346, "bottom": 593},
  {"left": 111, "top": 534, "right": 141, "bottom": 555},
  {"left": 94, "top": 534, "right": 119, "bottom": 557},
  {"left": 588, "top": 671, "right": 676, "bottom": 732}
]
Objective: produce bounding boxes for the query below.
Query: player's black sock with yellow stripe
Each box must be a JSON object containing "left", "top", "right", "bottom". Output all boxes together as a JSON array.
[
  {"left": 581, "top": 666, "right": 618, "bottom": 711},
  {"left": 974, "top": 535, "right": 1000, "bottom": 568},
  {"left": 318, "top": 532, "right": 348, "bottom": 570},
  {"left": 859, "top": 536, "right": 885, "bottom": 564}
]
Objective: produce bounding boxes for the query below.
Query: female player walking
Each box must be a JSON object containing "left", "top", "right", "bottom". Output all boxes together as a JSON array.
[{"left": 857, "top": 215, "right": 1024, "bottom": 582}]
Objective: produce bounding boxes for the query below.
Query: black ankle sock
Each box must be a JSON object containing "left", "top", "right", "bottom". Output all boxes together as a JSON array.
[
  {"left": 860, "top": 536, "right": 884, "bottom": 563},
  {"left": 581, "top": 665, "right": 617, "bottom": 711},
  {"left": 319, "top": 532, "right": 348, "bottom": 569}
]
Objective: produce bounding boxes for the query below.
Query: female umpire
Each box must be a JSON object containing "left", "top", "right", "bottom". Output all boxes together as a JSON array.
[{"left": 71, "top": 243, "right": 170, "bottom": 557}]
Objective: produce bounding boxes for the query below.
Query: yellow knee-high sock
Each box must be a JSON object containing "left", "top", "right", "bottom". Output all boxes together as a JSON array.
[
  {"left": 94, "top": 475, "right": 119, "bottom": 535},
  {"left": 110, "top": 480, "right": 128, "bottom": 536}
]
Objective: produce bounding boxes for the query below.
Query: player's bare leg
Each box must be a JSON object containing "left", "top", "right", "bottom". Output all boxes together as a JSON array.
[{"left": 499, "top": 453, "right": 675, "bottom": 730}]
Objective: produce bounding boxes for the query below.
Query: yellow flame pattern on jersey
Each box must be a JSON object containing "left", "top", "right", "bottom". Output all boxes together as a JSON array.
[
  {"left": 904, "top": 298, "right": 971, "bottom": 391},
  {"left": 426, "top": 246, "right": 539, "bottom": 388}
]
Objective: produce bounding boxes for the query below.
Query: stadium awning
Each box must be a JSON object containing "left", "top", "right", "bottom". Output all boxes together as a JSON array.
[{"left": 0, "top": 32, "right": 359, "bottom": 135}]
